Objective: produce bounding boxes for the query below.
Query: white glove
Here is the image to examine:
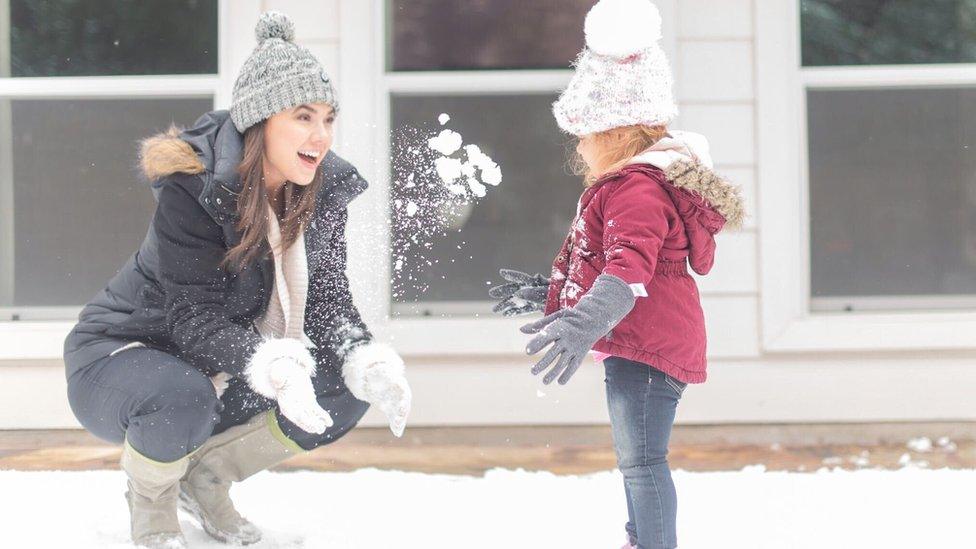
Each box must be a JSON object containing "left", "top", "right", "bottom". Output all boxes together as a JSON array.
[
  {"left": 342, "top": 343, "right": 412, "bottom": 437},
  {"left": 269, "top": 358, "right": 334, "bottom": 435},
  {"left": 246, "top": 339, "right": 334, "bottom": 434}
]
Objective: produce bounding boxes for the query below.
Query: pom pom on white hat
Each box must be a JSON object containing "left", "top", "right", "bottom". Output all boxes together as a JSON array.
[
  {"left": 584, "top": 0, "right": 662, "bottom": 58},
  {"left": 553, "top": 0, "right": 677, "bottom": 136}
]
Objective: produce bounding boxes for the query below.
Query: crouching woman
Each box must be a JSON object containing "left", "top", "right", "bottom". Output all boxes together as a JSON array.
[{"left": 62, "top": 12, "right": 410, "bottom": 548}]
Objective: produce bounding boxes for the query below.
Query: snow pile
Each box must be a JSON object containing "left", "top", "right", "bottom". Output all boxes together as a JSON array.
[
  {"left": 907, "top": 437, "right": 933, "bottom": 452},
  {"left": 2, "top": 467, "right": 973, "bottom": 548},
  {"left": 390, "top": 115, "right": 503, "bottom": 302}
]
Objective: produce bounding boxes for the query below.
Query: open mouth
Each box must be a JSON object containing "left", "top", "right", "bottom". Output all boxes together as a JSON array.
[{"left": 298, "top": 150, "right": 321, "bottom": 169}]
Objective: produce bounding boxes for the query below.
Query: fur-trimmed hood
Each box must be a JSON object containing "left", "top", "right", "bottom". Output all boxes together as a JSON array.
[
  {"left": 139, "top": 109, "right": 367, "bottom": 225},
  {"left": 589, "top": 131, "right": 747, "bottom": 276},
  {"left": 628, "top": 131, "right": 745, "bottom": 230}
]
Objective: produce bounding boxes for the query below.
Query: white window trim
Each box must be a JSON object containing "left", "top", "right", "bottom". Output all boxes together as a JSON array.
[
  {"left": 0, "top": 0, "right": 261, "bottom": 361},
  {"left": 756, "top": 0, "right": 976, "bottom": 352}
]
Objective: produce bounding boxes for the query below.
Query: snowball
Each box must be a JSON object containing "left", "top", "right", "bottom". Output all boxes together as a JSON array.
[
  {"left": 907, "top": 437, "right": 932, "bottom": 453},
  {"left": 438, "top": 113, "right": 451, "bottom": 125},
  {"left": 463, "top": 144, "right": 502, "bottom": 186},
  {"left": 405, "top": 202, "right": 419, "bottom": 217},
  {"left": 481, "top": 164, "right": 502, "bottom": 186},
  {"left": 434, "top": 157, "right": 463, "bottom": 183},
  {"left": 936, "top": 437, "right": 958, "bottom": 452},
  {"left": 464, "top": 144, "right": 491, "bottom": 167},
  {"left": 584, "top": 0, "right": 662, "bottom": 58},
  {"left": 428, "top": 129, "right": 463, "bottom": 155},
  {"left": 467, "top": 178, "right": 487, "bottom": 198}
]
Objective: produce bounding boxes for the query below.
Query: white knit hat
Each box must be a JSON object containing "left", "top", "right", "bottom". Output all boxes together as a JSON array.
[{"left": 553, "top": 0, "right": 677, "bottom": 136}]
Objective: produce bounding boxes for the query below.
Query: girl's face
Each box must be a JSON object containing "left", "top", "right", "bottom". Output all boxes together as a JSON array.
[
  {"left": 263, "top": 103, "right": 335, "bottom": 188},
  {"left": 576, "top": 134, "right": 600, "bottom": 175}
]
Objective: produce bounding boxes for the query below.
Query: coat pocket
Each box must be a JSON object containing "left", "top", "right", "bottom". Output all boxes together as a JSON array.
[{"left": 103, "top": 283, "right": 168, "bottom": 341}]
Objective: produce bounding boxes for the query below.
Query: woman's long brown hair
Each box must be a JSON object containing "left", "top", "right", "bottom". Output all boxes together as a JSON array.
[{"left": 223, "top": 121, "right": 321, "bottom": 270}]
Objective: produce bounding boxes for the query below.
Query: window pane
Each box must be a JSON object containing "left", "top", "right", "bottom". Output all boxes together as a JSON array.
[
  {"left": 808, "top": 88, "right": 976, "bottom": 311},
  {"left": 1, "top": 97, "right": 213, "bottom": 309},
  {"left": 388, "top": 0, "right": 591, "bottom": 71},
  {"left": 801, "top": 0, "right": 976, "bottom": 66},
  {"left": 8, "top": 0, "right": 218, "bottom": 77},
  {"left": 390, "top": 94, "right": 580, "bottom": 310}
]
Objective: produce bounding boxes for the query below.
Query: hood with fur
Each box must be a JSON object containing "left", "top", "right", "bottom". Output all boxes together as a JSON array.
[
  {"left": 139, "top": 109, "right": 366, "bottom": 224},
  {"left": 628, "top": 130, "right": 745, "bottom": 231}
]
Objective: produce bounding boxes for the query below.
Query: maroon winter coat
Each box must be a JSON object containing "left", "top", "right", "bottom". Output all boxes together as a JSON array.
[{"left": 544, "top": 159, "right": 744, "bottom": 384}]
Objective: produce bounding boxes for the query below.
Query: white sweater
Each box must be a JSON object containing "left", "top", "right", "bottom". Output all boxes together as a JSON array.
[{"left": 253, "top": 205, "right": 313, "bottom": 346}]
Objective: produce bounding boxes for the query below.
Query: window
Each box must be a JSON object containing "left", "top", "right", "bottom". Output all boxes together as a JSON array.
[
  {"left": 808, "top": 88, "right": 976, "bottom": 311},
  {"left": 800, "top": 0, "right": 976, "bottom": 312},
  {"left": 390, "top": 93, "right": 579, "bottom": 309},
  {"left": 0, "top": 0, "right": 218, "bottom": 320},
  {"left": 801, "top": 0, "right": 976, "bottom": 67},
  {"left": 388, "top": 0, "right": 591, "bottom": 71},
  {"left": 384, "top": 0, "right": 590, "bottom": 315},
  {"left": 10, "top": 0, "right": 217, "bottom": 77},
  {"left": 3, "top": 98, "right": 213, "bottom": 310}
]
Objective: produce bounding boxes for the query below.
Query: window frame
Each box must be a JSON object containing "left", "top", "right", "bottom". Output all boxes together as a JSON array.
[
  {"left": 336, "top": 0, "right": 680, "bottom": 356},
  {"left": 0, "top": 0, "right": 260, "bottom": 360},
  {"left": 756, "top": 0, "right": 976, "bottom": 352}
]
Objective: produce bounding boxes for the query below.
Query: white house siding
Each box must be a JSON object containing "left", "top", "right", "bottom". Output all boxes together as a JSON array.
[{"left": 0, "top": 0, "right": 974, "bottom": 429}]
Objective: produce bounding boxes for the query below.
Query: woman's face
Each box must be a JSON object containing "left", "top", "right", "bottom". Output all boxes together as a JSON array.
[
  {"left": 263, "top": 102, "right": 335, "bottom": 188},
  {"left": 576, "top": 134, "right": 599, "bottom": 174}
]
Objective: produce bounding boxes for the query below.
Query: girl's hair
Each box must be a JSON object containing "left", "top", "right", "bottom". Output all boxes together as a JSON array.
[
  {"left": 572, "top": 124, "right": 668, "bottom": 186},
  {"left": 223, "top": 121, "right": 321, "bottom": 270}
]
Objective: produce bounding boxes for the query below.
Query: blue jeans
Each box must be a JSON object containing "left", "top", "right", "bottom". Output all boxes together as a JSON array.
[{"left": 604, "top": 356, "right": 686, "bottom": 549}]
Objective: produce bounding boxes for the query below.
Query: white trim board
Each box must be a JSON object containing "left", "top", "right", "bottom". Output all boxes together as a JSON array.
[
  {"left": 0, "top": 294, "right": 760, "bottom": 360},
  {"left": 5, "top": 354, "right": 976, "bottom": 429},
  {"left": 0, "top": 76, "right": 219, "bottom": 98}
]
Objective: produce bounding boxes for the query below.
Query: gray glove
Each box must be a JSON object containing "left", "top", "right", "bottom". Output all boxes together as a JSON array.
[
  {"left": 521, "top": 274, "right": 636, "bottom": 385},
  {"left": 489, "top": 268, "right": 550, "bottom": 317}
]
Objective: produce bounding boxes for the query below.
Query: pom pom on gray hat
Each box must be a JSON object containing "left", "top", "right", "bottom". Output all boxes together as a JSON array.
[{"left": 255, "top": 11, "right": 295, "bottom": 43}]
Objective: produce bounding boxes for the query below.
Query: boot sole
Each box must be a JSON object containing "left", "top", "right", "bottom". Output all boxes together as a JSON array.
[{"left": 178, "top": 490, "right": 261, "bottom": 546}]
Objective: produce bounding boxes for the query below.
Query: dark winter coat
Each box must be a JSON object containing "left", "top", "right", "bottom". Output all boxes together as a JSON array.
[
  {"left": 63, "top": 110, "right": 371, "bottom": 378},
  {"left": 544, "top": 160, "right": 744, "bottom": 384}
]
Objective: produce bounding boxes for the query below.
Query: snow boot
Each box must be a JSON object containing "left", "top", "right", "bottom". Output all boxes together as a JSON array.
[
  {"left": 120, "top": 441, "right": 189, "bottom": 549},
  {"left": 179, "top": 410, "right": 302, "bottom": 545}
]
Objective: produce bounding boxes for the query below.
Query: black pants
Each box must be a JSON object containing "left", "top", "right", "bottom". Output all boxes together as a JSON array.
[{"left": 67, "top": 345, "right": 369, "bottom": 462}]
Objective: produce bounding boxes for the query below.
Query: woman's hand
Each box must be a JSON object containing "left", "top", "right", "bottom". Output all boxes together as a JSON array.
[
  {"left": 245, "top": 338, "right": 333, "bottom": 434},
  {"left": 361, "top": 361, "right": 412, "bottom": 437},
  {"left": 489, "top": 268, "right": 550, "bottom": 316},
  {"left": 268, "top": 358, "right": 334, "bottom": 434},
  {"left": 342, "top": 343, "right": 412, "bottom": 437}
]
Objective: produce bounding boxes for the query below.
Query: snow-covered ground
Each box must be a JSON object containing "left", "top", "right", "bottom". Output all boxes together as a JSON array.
[{"left": 2, "top": 467, "right": 973, "bottom": 548}]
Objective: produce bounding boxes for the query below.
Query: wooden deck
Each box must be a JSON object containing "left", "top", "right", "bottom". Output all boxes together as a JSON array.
[{"left": 2, "top": 423, "right": 973, "bottom": 475}]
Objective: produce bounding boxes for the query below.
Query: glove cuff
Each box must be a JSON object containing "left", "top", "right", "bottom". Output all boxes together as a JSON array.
[
  {"left": 245, "top": 338, "right": 316, "bottom": 399},
  {"left": 576, "top": 274, "right": 637, "bottom": 330}
]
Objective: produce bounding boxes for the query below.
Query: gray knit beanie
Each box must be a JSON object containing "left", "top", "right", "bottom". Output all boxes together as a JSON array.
[{"left": 230, "top": 11, "right": 338, "bottom": 133}]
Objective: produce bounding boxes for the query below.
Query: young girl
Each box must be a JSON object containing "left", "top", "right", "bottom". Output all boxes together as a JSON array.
[
  {"left": 491, "top": 1, "right": 743, "bottom": 547},
  {"left": 63, "top": 12, "right": 411, "bottom": 548}
]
